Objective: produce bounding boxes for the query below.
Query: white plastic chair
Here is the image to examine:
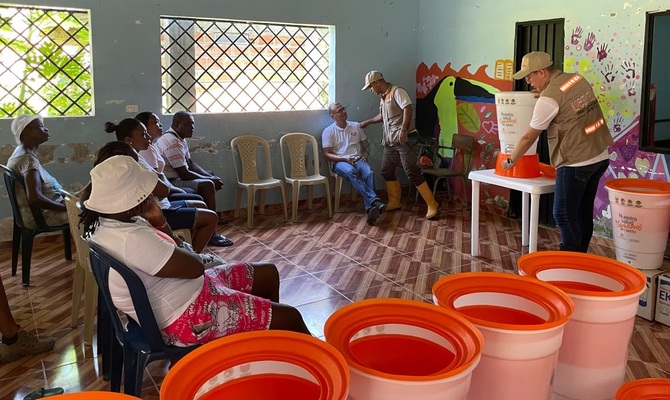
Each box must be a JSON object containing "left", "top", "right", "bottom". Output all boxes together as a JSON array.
[
  {"left": 231, "top": 135, "right": 288, "bottom": 228},
  {"left": 62, "top": 190, "right": 97, "bottom": 346},
  {"left": 280, "top": 133, "right": 332, "bottom": 222}
]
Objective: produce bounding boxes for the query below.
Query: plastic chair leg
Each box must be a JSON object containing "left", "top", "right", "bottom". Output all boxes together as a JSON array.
[
  {"left": 334, "top": 175, "right": 342, "bottom": 212},
  {"left": 83, "top": 269, "right": 97, "bottom": 346},
  {"left": 291, "top": 184, "right": 300, "bottom": 222},
  {"left": 20, "top": 232, "right": 35, "bottom": 286},
  {"left": 279, "top": 185, "right": 288, "bottom": 222},
  {"left": 123, "top": 348, "right": 148, "bottom": 397},
  {"left": 234, "top": 187, "right": 242, "bottom": 218},
  {"left": 246, "top": 188, "right": 255, "bottom": 228},
  {"left": 11, "top": 224, "right": 19, "bottom": 276},
  {"left": 70, "top": 260, "right": 85, "bottom": 328}
]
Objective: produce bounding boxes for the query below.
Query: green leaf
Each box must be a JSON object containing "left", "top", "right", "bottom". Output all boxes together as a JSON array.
[{"left": 457, "top": 103, "right": 482, "bottom": 133}]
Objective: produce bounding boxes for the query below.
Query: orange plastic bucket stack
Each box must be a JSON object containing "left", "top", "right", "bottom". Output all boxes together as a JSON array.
[
  {"left": 616, "top": 378, "right": 670, "bottom": 399},
  {"left": 518, "top": 251, "right": 646, "bottom": 400},
  {"left": 432, "top": 272, "right": 574, "bottom": 400},
  {"left": 324, "top": 298, "right": 483, "bottom": 400},
  {"left": 160, "top": 330, "right": 349, "bottom": 400},
  {"left": 50, "top": 393, "right": 139, "bottom": 399}
]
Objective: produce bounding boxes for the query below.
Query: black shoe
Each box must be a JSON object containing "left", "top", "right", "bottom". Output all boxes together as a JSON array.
[
  {"left": 373, "top": 200, "right": 386, "bottom": 214},
  {"left": 367, "top": 206, "right": 381, "bottom": 225},
  {"left": 208, "top": 234, "right": 234, "bottom": 247}
]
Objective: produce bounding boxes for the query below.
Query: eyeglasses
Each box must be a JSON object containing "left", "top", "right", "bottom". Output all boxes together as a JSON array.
[
  {"left": 332, "top": 107, "right": 346, "bottom": 114},
  {"left": 525, "top": 71, "right": 539, "bottom": 83}
]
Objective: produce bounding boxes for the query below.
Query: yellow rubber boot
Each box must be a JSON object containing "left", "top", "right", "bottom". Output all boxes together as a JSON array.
[
  {"left": 385, "top": 180, "right": 402, "bottom": 211},
  {"left": 417, "top": 182, "right": 439, "bottom": 219}
]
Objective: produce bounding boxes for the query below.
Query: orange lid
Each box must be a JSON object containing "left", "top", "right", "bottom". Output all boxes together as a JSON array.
[
  {"left": 616, "top": 378, "right": 670, "bottom": 399},
  {"left": 518, "top": 251, "right": 646, "bottom": 297},
  {"left": 324, "top": 298, "right": 483, "bottom": 381},
  {"left": 50, "top": 393, "right": 139, "bottom": 399},
  {"left": 494, "top": 153, "right": 541, "bottom": 178},
  {"left": 161, "top": 330, "right": 349, "bottom": 400},
  {"left": 432, "top": 272, "right": 574, "bottom": 331},
  {"left": 605, "top": 178, "right": 670, "bottom": 195}
]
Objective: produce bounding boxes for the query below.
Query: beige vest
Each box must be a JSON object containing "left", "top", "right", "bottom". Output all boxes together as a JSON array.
[
  {"left": 380, "top": 84, "right": 415, "bottom": 145},
  {"left": 541, "top": 70, "right": 613, "bottom": 168}
]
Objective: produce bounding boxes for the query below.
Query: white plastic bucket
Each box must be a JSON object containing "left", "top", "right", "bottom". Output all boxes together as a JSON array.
[
  {"left": 495, "top": 91, "right": 539, "bottom": 155},
  {"left": 605, "top": 178, "right": 670, "bottom": 269},
  {"left": 432, "top": 272, "right": 574, "bottom": 400},
  {"left": 518, "top": 251, "right": 646, "bottom": 400},
  {"left": 324, "top": 299, "right": 483, "bottom": 400}
]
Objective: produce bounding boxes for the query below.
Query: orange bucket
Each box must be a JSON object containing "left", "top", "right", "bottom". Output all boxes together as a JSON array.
[
  {"left": 518, "top": 251, "right": 646, "bottom": 400},
  {"left": 494, "top": 153, "right": 541, "bottom": 178},
  {"left": 616, "top": 378, "right": 670, "bottom": 399},
  {"left": 432, "top": 272, "right": 574, "bottom": 400},
  {"left": 50, "top": 393, "right": 139, "bottom": 399},
  {"left": 160, "top": 330, "right": 349, "bottom": 400},
  {"left": 324, "top": 298, "right": 483, "bottom": 400}
]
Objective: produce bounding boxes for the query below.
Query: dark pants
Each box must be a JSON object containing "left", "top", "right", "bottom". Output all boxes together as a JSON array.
[
  {"left": 380, "top": 143, "right": 425, "bottom": 186},
  {"left": 553, "top": 159, "right": 609, "bottom": 252}
]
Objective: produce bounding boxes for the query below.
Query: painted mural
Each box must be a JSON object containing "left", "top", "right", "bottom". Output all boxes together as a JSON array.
[
  {"left": 415, "top": 61, "right": 512, "bottom": 209},
  {"left": 418, "top": 22, "right": 670, "bottom": 238}
]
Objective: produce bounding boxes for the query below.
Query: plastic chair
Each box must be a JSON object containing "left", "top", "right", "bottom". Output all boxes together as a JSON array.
[
  {"left": 416, "top": 133, "right": 475, "bottom": 207},
  {"left": 88, "top": 242, "right": 199, "bottom": 396},
  {"left": 279, "top": 133, "right": 332, "bottom": 222},
  {"left": 0, "top": 163, "right": 71, "bottom": 286},
  {"left": 231, "top": 134, "right": 288, "bottom": 228},
  {"left": 62, "top": 190, "right": 97, "bottom": 346},
  {"left": 328, "top": 162, "right": 357, "bottom": 213}
]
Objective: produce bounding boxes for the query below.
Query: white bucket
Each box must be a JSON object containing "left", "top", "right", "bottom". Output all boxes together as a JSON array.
[
  {"left": 518, "top": 251, "right": 646, "bottom": 400},
  {"left": 495, "top": 91, "right": 539, "bottom": 155},
  {"left": 432, "top": 272, "right": 574, "bottom": 400},
  {"left": 324, "top": 299, "right": 483, "bottom": 400},
  {"left": 605, "top": 178, "right": 670, "bottom": 269}
]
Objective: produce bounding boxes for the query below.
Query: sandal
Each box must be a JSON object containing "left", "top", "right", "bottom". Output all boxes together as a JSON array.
[{"left": 208, "top": 234, "right": 234, "bottom": 247}]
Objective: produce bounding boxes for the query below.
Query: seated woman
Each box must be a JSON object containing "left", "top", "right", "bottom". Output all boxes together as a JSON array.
[
  {"left": 103, "top": 119, "right": 229, "bottom": 252},
  {"left": 135, "top": 111, "right": 203, "bottom": 203},
  {"left": 7, "top": 115, "right": 67, "bottom": 228},
  {"left": 80, "top": 155, "right": 311, "bottom": 346}
]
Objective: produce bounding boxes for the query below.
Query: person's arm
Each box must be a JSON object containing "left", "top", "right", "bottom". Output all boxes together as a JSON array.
[
  {"left": 152, "top": 178, "right": 170, "bottom": 198},
  {"left": 23, "top": 170, "right": 66, "bottom": 212},
  {"left": 360, "top": 113, "right": 382, "bottom": 129},
  {"left": 399, "top": 104, "right": 413, "bottom": 145},
  {"left": 323, "top": 147, "right": 359, "bottom": 165},
  {"left": 153, "top": 246, "right": 204, "bottom": 279},
  {"left": 187, "top": 159, "right": 223, "bottom": 190},
  {"left": 501, "top": 127, "right": 542, "bottom": 170}
]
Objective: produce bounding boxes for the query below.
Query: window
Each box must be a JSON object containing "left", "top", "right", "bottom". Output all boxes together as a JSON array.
[
  {"left": 160, "top": 17, "right": 333, "bottom": 114},
  {"left": 0, "top": 5, "right": 92, "bottom": 117}
]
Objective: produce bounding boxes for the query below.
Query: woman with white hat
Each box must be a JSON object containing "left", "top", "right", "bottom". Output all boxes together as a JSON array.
[
  {"left": 80, "top": 155, "right": 311, "bottom": 346},
  {"left": 6, "top": 114, "right": 68, "bottom": 228}
]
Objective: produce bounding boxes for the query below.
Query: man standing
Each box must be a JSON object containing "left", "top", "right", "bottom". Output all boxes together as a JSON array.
[
  {"left": 322, "top": 102, "right": 385, "bottom": 225},
  {"left": 155, "top": 111, "right": 233, "bottom": 247},
  {"left": 502, "top": 51, "right": 612, "bottom": 252},
  {"left": 361, "top": 71, "right": 439, "bottom": 219}
]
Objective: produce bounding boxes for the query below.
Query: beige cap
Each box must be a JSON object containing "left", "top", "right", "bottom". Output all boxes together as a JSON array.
[
  {"left": 10, "top": 114, "right": 43, "bottom": 145},
  {"left": 362, "top": 71, "right": 384, "bottom": 90},
  {"left": 512, "top": 52, "right": 553, "bottom": 80}
]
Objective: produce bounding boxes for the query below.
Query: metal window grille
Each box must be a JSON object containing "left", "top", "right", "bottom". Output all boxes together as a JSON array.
[
  {"left": 0, "top": 5, "right": 92, "bottom": 117},
  {"left": 160, "top": 17, "right": 333, "bottom": 114}
]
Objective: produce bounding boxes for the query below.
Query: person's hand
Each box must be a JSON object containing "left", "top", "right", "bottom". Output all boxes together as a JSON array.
[
  {"left": 399, "top": 129, "right": 408, "bottom": 145},
  {"left": 348, "top": 155, "right": 362, "bottom": 165},
  {"left": 212, "top": 177, "right": 223, "bottom": 191},
  {"left": 501, "top": 156, "right": 516, "bottom": 171},
  {"left": 140, "top": 196, "right": 166, "bottom": 226},
  {"left": 360, "top": 120, "right": 370, "bottom": 129}
]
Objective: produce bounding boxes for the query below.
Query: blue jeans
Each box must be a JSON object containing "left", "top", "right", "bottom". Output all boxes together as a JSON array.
[
  {"left": 553, "top": 159, "right": 609, "bottom": 252},
  {"left": 333, "top": 160, "right": 380, "bottom": 211}
]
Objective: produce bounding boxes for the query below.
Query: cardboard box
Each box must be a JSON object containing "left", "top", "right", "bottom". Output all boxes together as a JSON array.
[
  {"left": 654, "top": 272, "right": 670, "bottom": 326},
  {"left": 638, "top": 269, "right": 664, "bottom": 321}
]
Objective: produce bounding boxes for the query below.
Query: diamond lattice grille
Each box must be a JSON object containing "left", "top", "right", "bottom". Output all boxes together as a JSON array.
[{"left": 160, "top": 17, "right": 332, "bottom": 113}]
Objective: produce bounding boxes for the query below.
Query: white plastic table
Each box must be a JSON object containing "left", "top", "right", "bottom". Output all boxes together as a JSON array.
[{"left": 469, "top": 169, "right": 556, "bottom": 256}]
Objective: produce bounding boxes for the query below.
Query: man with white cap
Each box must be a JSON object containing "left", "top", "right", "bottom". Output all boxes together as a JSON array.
[
  {"left": 502, "top": 51, "right": 613, "bottom": 252},
  {"left": 360, "top": 71, "right": 439, "bottom": 219},
  {"left": 6, "top": 114, "right": 68, "bottom": 228}
]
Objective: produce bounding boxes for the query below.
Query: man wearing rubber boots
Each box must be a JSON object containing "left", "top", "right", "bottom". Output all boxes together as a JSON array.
[{"left": 361, "top": 71, "right": 439, "bottom": 219}]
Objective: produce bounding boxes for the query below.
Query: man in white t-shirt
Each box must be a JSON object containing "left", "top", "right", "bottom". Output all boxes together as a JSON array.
[{"left": 322, "top": 102, "right": 385, "bottom": 225}]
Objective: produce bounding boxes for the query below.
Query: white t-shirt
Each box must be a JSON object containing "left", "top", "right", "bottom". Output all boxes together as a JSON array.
[
  {"left": 154, "top": 129, "right": 190, "bottom": 180},
  {"left": 136, "top": 153, "right": 171, "bottom": 209},
  {"left": 321, "top": 121, "right": 367, "bottom": 158},
  {"left": 89, "top": 217, "right": 202, "bottom": 328},
  {"left": 138, "top": 144, "right": 167, "bottom": 174}
]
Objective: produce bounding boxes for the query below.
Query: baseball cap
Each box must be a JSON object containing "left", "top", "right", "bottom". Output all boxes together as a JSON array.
[
  {"left": 512, "top": 52, "right": 553, "bottom": 80},
  {"left": 362, "top": 71, "right": 384, "bottom": 90}
]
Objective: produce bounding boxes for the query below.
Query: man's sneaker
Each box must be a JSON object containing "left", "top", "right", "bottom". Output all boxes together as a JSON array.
[
  {"left": 373, "top": 200, "right": 386, "bottom": 214},
  {"left": 201, "top": 253, "right": 227, "bottom": 269},
  {"left": 0, "top": 330, "right": 55, "bottom": 363},
  {"left": 367, "top": 205, "right": 381, "bottom": 225}
]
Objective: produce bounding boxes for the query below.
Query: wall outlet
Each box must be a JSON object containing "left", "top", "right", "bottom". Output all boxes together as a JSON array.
[{"left": 125, "top": 104, "right": 139, "bottom": 113}]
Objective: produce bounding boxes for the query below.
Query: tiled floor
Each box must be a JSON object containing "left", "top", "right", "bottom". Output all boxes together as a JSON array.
[{"left": 1, "top": 193, "right": 669, "bottom": 398}]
